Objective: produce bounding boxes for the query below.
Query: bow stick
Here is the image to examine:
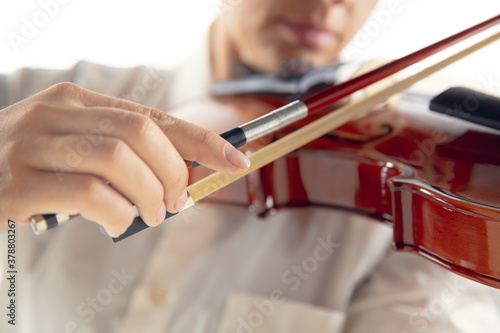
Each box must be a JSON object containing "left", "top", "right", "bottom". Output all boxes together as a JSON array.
[{"left": 31, "top": 15, "right": 500, "bottom": 241}]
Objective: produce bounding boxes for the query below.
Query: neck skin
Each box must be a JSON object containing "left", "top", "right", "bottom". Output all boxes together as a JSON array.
[{"left": 210, "top": 19, "right": 241, "bottom": 81}]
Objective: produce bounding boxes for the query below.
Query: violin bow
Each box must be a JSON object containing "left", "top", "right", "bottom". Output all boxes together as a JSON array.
[
  {"left": 212, "top": 14, "right": 500, "bottom": 149},
  {"left": 31, "top": 14, "right": 500, "bottom": 242},
  {"left": 186, "top": 26, "right": 500, "bottom": 211}
]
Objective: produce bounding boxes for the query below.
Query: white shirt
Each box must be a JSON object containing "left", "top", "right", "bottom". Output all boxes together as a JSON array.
[{"left": 1, "top": 34, "right": 500, "bottom": 333}]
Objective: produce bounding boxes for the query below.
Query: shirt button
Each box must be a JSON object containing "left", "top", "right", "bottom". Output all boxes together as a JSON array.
[{"left": 149, "top": 287, "right": 168, "bottom": 306}]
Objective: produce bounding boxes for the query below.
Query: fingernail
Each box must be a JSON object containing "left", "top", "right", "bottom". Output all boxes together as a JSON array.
[
  {"left": 174, "top": 190, "right": 188, "bottom": 212},
  {"left": 155, "top": 202, "right": 166, "bottom": 225},
  {"left": 224, "top": 143, "right": 250, "bottom": 170}
]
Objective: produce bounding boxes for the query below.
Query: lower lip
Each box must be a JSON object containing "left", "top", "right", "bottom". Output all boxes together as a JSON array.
[{"left": 283, "top": 21, "right": 337, "bottom": 49}]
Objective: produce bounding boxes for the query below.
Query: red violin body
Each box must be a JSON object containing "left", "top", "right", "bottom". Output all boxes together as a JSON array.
[{"left": 178, "top": 91, "right": 500, "bottom": 289}]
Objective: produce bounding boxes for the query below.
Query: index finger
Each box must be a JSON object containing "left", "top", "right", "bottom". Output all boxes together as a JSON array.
[
  {"left": 155, "top": 114, "right": 251, "bottom": 174},
  {"left": 73, "top": 83, "right": 251, "bottom": 174}
]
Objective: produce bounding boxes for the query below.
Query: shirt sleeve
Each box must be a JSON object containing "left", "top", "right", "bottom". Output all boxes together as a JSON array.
[
  {"left": 343, "top": 251, "right": 500, "bottom": 333},
  {"left": 0, "top": 64, "right": 77, "bottom": 109},
  {"left": 0, "top": 61, "right": 171, "bottom": 110}
]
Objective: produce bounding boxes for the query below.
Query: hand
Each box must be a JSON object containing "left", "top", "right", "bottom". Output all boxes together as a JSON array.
[{"left": 0, "top": 82, "right": 250, "bottom": 237}]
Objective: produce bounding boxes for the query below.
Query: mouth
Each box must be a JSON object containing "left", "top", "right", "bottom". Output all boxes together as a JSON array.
[{"left": 282, "top": 19, "right": 339, "bottom": 49}]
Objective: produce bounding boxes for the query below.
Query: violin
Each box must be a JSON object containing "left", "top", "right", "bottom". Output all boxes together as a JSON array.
[
  {"left": 176, "top": 23, "right": 500, "bottom": 289},
  {"left": 30, "top": 14, "right": 500, "bottom": 289},
  {"left": 182, "top": 86, "right": 500, "bottom": 290}
]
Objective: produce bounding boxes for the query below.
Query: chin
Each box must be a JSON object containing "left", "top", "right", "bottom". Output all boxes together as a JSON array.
[
  {"left": 243, "top": 32, "right": 341, "bottom": 73},
  {"left": 272, "top": 46, "right": 341, "bottom": 70}
]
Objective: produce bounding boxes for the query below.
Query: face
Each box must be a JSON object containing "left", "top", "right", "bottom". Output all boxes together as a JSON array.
[{"left": 218, "top": 0, "right": 379, "bottom": 73}]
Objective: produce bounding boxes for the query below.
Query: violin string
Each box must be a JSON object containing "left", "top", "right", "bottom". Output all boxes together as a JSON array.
[
  {"left": 28, "top": 17, "right": 500, "bottom": 240},
  {"left": 303, "top": 14, "right": 500, "bottom": 114},
  {"left": 186, "top": 29, "right": 500, "bottom": 204},
  {"left": 202, "top": 15, "right": 500, "bottom": 158}
]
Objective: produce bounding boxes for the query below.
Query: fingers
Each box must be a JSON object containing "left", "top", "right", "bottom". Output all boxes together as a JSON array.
[
  {"left": 47, "top": 82, "right": 171, "bottom": 121},
  {"left": 22, "top": 83, "right": 250, "bottom": 219},
  {"left": 154, "top": 115, "right": 251, "bottom": 174},
  {"left": 30, "top": 103, "right": 250, "bottom": 212},
  {"left": 25, "top": 134, "right": 166, "bottom": 227},
  {"left": 25, "top": 103, "right": 189, "bottom": 213},
  {"left": 39, "top": 82, "right": 145, "bottom": 112},
  {"left": 44, "top": 83, "right": 251, "bottom": 174},
  {"left": 2, "top": 83, "right": 252, "bottom": 236},
  {"left": 14, "top": 170, "right": 137, "bottom": 238}
]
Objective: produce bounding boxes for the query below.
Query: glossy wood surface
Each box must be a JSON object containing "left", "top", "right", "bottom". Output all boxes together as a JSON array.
[{"left": 179, "top": 93, "right": 500, "bottom": 289}]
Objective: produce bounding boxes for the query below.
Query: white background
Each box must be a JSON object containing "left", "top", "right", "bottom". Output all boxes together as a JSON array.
[
  {"left": 1, "top": 0, "right": 500, "bottom": 78},
  {"left": 0, "top": 0, "right": 217, "bottom": 73}
]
